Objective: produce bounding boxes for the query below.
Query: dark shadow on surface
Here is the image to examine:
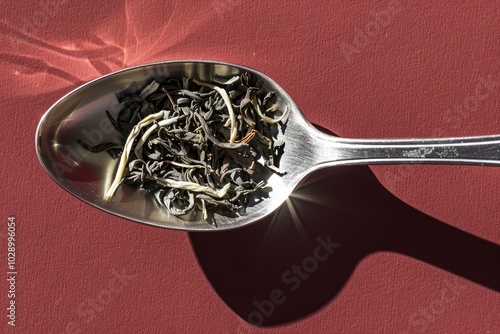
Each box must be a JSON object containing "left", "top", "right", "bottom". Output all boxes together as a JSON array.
[{"left": 189, "top": 129, "right": 500, "bottom": 327}]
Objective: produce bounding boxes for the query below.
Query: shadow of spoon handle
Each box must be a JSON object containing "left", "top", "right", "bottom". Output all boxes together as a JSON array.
[{"left": 383, "top": 212, "right": 500, "bottom": 292}]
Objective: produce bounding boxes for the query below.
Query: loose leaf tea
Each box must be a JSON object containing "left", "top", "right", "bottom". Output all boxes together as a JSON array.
[{"left": 78, "top": 72, "right": 288, "bottom": 220}]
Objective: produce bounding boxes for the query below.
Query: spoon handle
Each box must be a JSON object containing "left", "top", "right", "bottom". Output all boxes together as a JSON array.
[{"left": 315, "top": 133, "right": 500, "bottom": 167}]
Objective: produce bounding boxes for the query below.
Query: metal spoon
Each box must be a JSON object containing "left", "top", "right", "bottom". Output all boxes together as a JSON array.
[{"left": 36, "top": 60, "right": 500, "bottom": 231}]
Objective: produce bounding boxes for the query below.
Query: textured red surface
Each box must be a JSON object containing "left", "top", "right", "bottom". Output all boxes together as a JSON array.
[{"left": 1, "top": 0, "right": 499, "bottom": 333}]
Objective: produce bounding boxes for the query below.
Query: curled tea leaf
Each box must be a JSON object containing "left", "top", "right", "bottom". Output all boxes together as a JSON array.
[{"left": 83, "top": 72, "right": 287, "bottom": 221}]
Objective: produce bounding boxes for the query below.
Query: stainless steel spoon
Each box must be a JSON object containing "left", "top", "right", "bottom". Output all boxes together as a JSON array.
[{"left": 36, "top": 60, "right": 500, "bottom": 231}]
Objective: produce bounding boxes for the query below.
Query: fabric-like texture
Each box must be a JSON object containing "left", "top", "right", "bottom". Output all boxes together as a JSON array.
[{"left": 1, "top": 0, "right": 498, "bottom": 332}]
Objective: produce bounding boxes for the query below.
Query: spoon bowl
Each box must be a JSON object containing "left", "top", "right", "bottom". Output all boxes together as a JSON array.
[{"left": 36, "top": 60, "right": 500, "bottom": 231}]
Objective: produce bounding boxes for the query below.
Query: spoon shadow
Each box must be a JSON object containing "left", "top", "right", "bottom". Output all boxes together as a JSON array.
[{"left": 189, "top": 127, "right": 500, "bottom": 326}]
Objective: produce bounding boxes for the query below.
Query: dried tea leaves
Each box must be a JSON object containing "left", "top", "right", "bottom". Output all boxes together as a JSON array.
[{"left": 78, "top": 72, "right": 288, "bottom": 220}]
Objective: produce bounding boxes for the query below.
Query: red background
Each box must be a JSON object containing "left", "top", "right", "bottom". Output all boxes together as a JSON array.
[{"left": 1, "top": 0, "right": 499, "bottom": 333}]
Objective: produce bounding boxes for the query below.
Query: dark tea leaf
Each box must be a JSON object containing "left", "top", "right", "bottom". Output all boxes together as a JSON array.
[{"left": 81, "top": 72, "right": 288, "bottom": 222}]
